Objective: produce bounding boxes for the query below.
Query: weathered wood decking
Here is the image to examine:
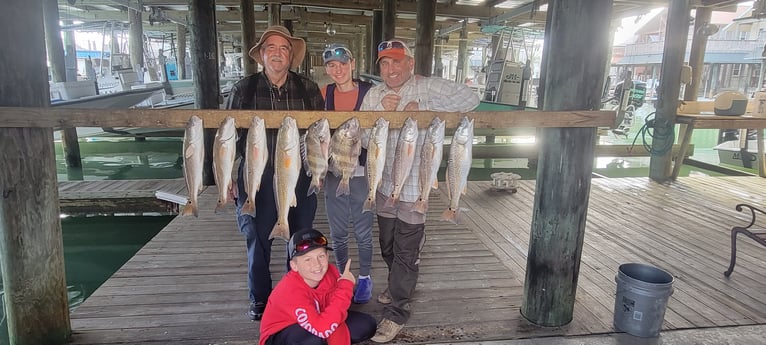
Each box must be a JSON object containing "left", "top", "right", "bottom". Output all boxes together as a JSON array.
[
  {"left": 68, "top": 177, "right": 766, "bottom": 344},
  {"left": 59, "top": 179, "right": 188, "bottom": 214}
]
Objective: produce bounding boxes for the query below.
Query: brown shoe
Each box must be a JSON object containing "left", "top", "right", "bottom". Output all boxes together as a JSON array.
[
  {"left": 370, "top": 318, "right": 403, "bottom": 343},
  {"left": 377, "top": 288, "right": 391, "bottom": 304}
]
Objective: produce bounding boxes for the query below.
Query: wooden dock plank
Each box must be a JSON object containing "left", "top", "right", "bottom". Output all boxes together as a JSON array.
[{"left": 68, "top": 176, "right": 766, "bottom": 344}]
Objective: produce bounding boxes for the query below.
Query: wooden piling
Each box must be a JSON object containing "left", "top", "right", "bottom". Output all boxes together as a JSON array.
[
  {"left": 382, "top": 0, "right": 396, "bottom": 41},
  {"left": 129, "top": 8, "right": 144, "bottom": 71},
  {"left": 521, "top": 0, "right": 613, "bottom": 327},
  {"left": 371, "top": 10, "right": 383, "bottom": 75},
  {"left": 684, "top": 6, "right": 712, "bottom": 101},
  {"left": 268, "top": 3, "right": 281, "bottom": 27},
  {"left": 0, "top": 1, "right": 71, "bottom": 343},
  {"left": 456, "top": 20, "right": 468, "bottom": 83},
  {"left": 189, "top": 0, "right": 221, "bottom": 186},
  {"left": 649, "top": 0, "right": 691, "bottom": 182},
  {"left": 240, "top": 0, "right": 257, "bottom": 77},
  {"left": 177, "top": 24, "right": 188, "bottom": 79},
  {"left": 43, "top": 0, "right": 82, "bottom": 169},
  {"left": 415, "top": 0, "right": 436, "bottom": 77}
]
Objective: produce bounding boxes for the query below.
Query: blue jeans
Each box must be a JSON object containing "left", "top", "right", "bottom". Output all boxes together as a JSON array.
[
  {"left": 236, "top": 159, "right": 317, "bottom": 304},
  {"left": 324, "top": 173, "right": 374, "bottom": 276}
]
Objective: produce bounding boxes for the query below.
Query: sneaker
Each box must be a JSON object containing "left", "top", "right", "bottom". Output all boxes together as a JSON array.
[
  {"left": 371, "top": 318, "right": 404, "bottom": 343},
  {"left": 377, "top": 288, "right": 391, "bottom": 304},
  {"left": 353, "top": 276, "right": 373, "bottom": 304},
  {"left": 248, "top": 301, "right": 265, "bottom": 321}
]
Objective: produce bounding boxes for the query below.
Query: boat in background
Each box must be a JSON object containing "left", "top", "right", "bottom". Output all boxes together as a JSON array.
[{"left": 713, "top": 139, "right": 761, "bottom": 168}]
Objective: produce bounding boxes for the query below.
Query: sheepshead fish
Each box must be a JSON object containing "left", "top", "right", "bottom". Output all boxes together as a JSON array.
[
  {"left": 443, "top": 116, "right": 473, "bottom": 224},
  {"left": 414, "top": 117, "right": 445, "bottom": 214},
  {"left": 363, "top": 118, "right": 389, "bottom": 213},
  {"left": 181, "top": 115, "right": 204, "bottom": 217},
  {"left": 271, "top": 116, "right": 301, "bottom": 241},
  {"left": 385, "top": 117, "right": 418, "bottom": 208},
  {"left": 241, "top": 116, "right": 268, "bottom": 216},
  {"left": 329, "top": 117, "right": 361, "bottom": 197},
  {"left": 302, "top": 118, "right": 331, "bottom": 196},
  {"left": 213, "top": 116, "right": 237, "bottom": 214}
]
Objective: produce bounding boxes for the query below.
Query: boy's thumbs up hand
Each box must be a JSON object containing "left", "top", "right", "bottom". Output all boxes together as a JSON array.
[{"left": 339, "top": 259, "right": 356, "bottom": 285}]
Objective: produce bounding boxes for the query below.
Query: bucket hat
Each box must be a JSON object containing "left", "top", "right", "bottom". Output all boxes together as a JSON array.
[{"left": 248, "top": 25, "right": 306, "bottom": 69}]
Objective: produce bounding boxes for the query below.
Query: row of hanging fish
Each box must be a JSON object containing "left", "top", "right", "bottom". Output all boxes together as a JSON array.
[{"left": 181, "top": 115, "right": 474, "bottom": 231}]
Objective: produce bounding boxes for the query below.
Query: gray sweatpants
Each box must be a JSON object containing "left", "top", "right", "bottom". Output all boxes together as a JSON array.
[{"left": 324, "top": 173, "right": 374, "bottom": 276}]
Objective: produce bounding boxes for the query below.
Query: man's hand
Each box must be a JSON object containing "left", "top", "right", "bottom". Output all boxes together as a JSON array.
[
  {"left": 403, "top": 101, "right": 420, "bottom": 111},
  {"left": 381, "top": 94, "right": 401, "bottom": 111},
  {"left": 339, "top": 259, "right": 356, "bottom": 285}
]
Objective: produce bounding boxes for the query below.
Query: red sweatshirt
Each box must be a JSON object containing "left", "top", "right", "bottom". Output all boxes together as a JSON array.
[{"left": 259, "top": 265, "right": 354, "bottom": 345}]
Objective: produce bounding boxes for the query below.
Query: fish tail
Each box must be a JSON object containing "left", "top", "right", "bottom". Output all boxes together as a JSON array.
[
  {"left": 413, "top": 199, "right": 428, "bottom": 214},
  {"left": 270, "top": 222, "right": 290, "bottom": 241},
  {"left": 241, "top": 198, "right": 255, "bottom": 216},
  {"left": 362, "top": 194, "right": 376, "bottom": 213},
  {"left": 336, "top": 178, "right": 350, "bottom": 197},
  {"left": 307, "top": 177, "right": 320, "bottom": 196},
  {"left": 180, "top": 201, "right": 198, "bottom": 217},
  {"left": 442, "top": 208, "right": 459, "bottom": 224},
  {"left": 214, "top": 200, "right": 227, "bottom": 214}
]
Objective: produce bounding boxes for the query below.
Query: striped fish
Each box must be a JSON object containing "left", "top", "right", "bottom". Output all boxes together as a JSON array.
[
  {"left": 302, "top": 118, "right": 331, "bottom": 196},
  {"left": 329, "top": 117, "right": 361, "bottom": 196}
]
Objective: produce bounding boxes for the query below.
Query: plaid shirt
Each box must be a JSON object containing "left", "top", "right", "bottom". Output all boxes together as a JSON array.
[
  {"left": 360, "top": 75, "right": 479, "bottom": 202},
  {"left": 226, "top": 71, "right": 325, "bottom": 166}
]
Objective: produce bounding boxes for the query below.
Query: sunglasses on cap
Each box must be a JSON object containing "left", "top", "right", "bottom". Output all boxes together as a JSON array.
[
  {"left": 290, "top": 235, "right": 329, "bottom": 258},
  {"left": 323, "top": 47, "right": 353, "bottom": 61},
  {"left": 378, "top": 40, "right": 407, "bottom": 52}
]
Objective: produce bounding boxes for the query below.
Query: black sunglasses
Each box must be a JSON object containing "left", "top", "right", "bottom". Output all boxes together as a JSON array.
[
  {"left": 290, "top": 235, "right": 329, "bottom": 258},
  {"left": 377, "top": 40, "right": 406, "bottom": 52},
  {"left": 323, "top": 47, "right": 352, "bottom": 60}
]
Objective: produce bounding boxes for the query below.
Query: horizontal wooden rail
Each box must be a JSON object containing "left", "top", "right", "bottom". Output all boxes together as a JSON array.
[
  {"left": 0, "top": 107, "right": 616, "bottom": 129},
  {"left": 462, "top": 144, "right": 694, "bottom": 159}
]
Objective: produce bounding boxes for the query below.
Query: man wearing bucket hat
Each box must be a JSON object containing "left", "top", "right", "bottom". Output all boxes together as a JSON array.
[
  {"left": 359, "top": 39, "right": 479, "bottom": 343},
  {"left": 225, "top": 25, "right": 324, "bottom": 322},
  {"left": 320, "top": 43, "right": 376, "bottom": 305},
  {"left": 258, "top": 228, "right": 376, "bottom": 345}
]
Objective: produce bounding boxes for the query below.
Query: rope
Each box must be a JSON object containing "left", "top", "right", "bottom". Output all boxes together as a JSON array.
[{"left": 629, "top": 112, "right": 675, "bottom": 156}]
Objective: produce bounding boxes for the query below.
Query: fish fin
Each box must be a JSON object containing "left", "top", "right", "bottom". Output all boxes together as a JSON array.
[
  {"left": 184, "top": 145, "right": 195, "bottom": 159},
  {"left": 300, "top": 133, "right": 311, "bottom": 176},
  {"left": 362, "top": 194, "right": 376, "bottom": 213},
  {"left": 462, "top": 185, "right": 467, "bottom": 195},
  {"left": 384, "top": 194, "right": 397, "bottom": 208},
  {"left": 336, "top": 177, "right": 351, "bottom": 196},
  {"left": 432, "top": 180, "right": 439, "bottom": 190},
  {"left": 290, "top": 191, "right": 297, "bottom": 208},
  {"left": 180, "top": 202, "right": 198, "bottom": 217},
  {"left": 241, "top": 198, "right": 255, "bottom": 216},
  {"left": 442, "top": 208, "right": 459, "bottom": 224},
  {"left": 413, "top": 198, "right": 428, "bottom": 214},
  {"left": 270, "top": 222, "right": 290, "bottom": 241},
  {"left": 445, "top": 169, "right": 452, "bottom": 200}
]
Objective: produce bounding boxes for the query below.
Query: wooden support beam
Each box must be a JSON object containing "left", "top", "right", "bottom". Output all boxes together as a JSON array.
[
  {"left": 129, "top": 8, "right": 144, "bottom": 68},
  {"left": 416, "top": 0, "right": 437, "bottom": 76},
  {"left": 649, "top": 0, "right": 691, "bottom": 182},
  {"left": 189, "top": 0, "right": 221, "bottom": 186},
  {"left": 372, "top": 10, "right": 383, "bottom": 75},
  {"left": 0, "top": 0, "right": 71, "bottom": 343},
  {"left": 684, "top": 6, "right": 712, "bottom": 101},
  {"left": 382, "top": 0, "right": 396, "bottom": 40},
  {"left": 521, "top": 0, "right": 613, "bottom": 327},
  {"left": 177, "top": 24, "right": 188, "bottom": 79},
  {"left": 0, "top": 108, "right": 616, "bottom": 129}
]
